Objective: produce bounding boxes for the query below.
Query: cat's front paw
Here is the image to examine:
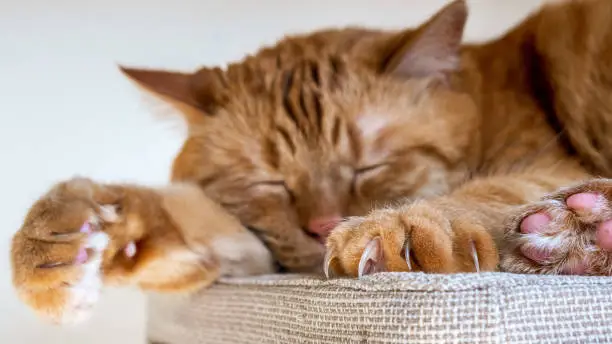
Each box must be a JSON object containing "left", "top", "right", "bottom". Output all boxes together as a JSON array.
[
  {"left": 502, "top": 178, "right": 612, "bottom": 275},
  {"left": 324, "top": 202, "right": 499, "bottom": 278},
  {"left": 10, "top": 178, "right": 131, "bottom": 324}
]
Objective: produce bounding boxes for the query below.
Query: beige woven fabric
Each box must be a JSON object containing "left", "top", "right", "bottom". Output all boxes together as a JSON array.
[{"left": 146, "top": 272, "right": 612, "bottom": 343}]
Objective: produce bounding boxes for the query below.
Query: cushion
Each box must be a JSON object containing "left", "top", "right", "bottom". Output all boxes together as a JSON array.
[{"left": 146, "top": 272, "right": 612, "bottom": 343}]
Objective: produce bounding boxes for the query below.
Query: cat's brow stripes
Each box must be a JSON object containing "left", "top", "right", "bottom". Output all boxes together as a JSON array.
[
  {"left": 309, "top": 61, "right": 321, "bottom": 87},
  {"left": 263, "top": 137, "right": 280, "bottom": 169},
  {"left": 331, "top": 117, "right": 342, "bottom": 146},
  {"left": 275, "top": 125, "right": 296, "bottom": 154},
  {"left": 306, "top": 61, "right": 324, "bottom": 133},
  {"left": 279, "top": 60, "right": 329, "bottom": 143},
  {"left": 298, "top": 67, "right": 324, "bottom": 135},
  {"left": 298, "top": 83, "right": 310, "bottom": 127},
  {"left": 330, "top": 57, "right": 341, "bottom": 75},
  {"left": 313, "top": 93, "right": 323, "bottom": 133},
  {"left": 273, "top": 57, "right": 351, "bottom": 160},
  {"left": 281, "top": 70, "right": 301, "bottom": 131},
  {"left": 281, "top": 67, "right": 315, "bottom": 136},
  {"left": 328, "top": 57, "right": 344, "bottom": 88}
]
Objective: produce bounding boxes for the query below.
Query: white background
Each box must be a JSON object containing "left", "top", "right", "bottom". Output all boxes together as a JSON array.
[{"left": 0, "top": 1, "right": 546, "bottom": 343}]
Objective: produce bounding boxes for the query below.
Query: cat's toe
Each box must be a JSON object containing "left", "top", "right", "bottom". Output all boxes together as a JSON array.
[
  {"left": 325, "top": 203, "right": 497, "bottom": 278},
  {"left": 11, "top": 202, "right": 112, "bottom": 325},
  {"left": 519, "top": 212, "right": 551, "bottom": 234},
  {"left": 24, "top": 231, "right": 109, "bottom": 325},
  {"left": 324, "top": 214, "right": 410, "bottom": 278},
  {"left": 565, "top": 192, "right": 601, "bottom": 213}
]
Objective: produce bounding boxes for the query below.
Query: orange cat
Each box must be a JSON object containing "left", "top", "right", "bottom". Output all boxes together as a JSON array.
[{"left": 11, "top": 0, "right": 612, "bottom": 324}]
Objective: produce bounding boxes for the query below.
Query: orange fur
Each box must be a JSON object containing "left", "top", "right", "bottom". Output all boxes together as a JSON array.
[
  {"left": 11, "top": 0, "right": 612, "bottom": 323},
  {"left": 11, "top": 178, "right": 273, "bottom": 324}
]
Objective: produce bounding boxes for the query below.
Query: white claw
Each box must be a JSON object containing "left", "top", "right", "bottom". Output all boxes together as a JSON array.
[
  {"left": 470, "top": 240, "right": 480, "bottom": 273},
  {"left": 124, "top": 241, "right": 137, "bottom": 258},
  {"left": 323, "top": 249, "right": 334, "bottom": 279},
  {"left": 404, "top": 241, "right": 412, "bottom": 271},
  {"left": 99, "top": 204, "right": 120, "bottom": 223},
  {"left": 358, "top": 237, "right": 384, "bottom": 277}
]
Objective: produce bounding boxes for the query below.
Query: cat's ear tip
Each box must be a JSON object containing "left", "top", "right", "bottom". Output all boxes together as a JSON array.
[
  {"left": 449, "top": 0, "right": 467, "bottom": 9},
  {"left": 443, "top": 0, "right": 469, "bottom": 19},
  {"left": 116, "top": 64, "right": 145, "bottom": 79},
  {"left": 116, "top": 64, "right": 165, "bottom": 80},
  {"left": 438, "top": 0, "right": 468, "bottom": 20},
  {"left": 115, "top": 62, "right": 129, "bottom": 72}
]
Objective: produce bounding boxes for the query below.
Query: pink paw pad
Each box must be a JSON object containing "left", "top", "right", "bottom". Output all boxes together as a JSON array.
[
  {"left": 80, "top": 222, "right": 92, "bottom": 234},
  {"left": 75, "top": 248, "right": 88, "bottom": 264},
  {"left": 520, "top": 212, "right": 551, "bottom": 234},
  {"left": 566, "top": 192, "right": 600, "bottom": 212}
]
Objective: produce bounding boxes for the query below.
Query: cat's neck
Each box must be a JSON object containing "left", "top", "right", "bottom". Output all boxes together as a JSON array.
[{"left": 456, "top": 15, "right": 570, "bottom": 174}]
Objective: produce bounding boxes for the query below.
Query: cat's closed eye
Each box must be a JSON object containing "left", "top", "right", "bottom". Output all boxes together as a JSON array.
[
  {"left": 352, "top": 163, "right": 389, "bottom": 193},
  {"left": 251, "top": 180, "right": 296, "bottom": 204},
  {"left": 355, "top": 163, "right": 389, "bottom": 176}
]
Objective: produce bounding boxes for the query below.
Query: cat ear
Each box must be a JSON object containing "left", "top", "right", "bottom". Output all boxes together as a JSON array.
[
  {"left": 381, "top": 0, "right": 468, "bottom": 79},
  {"left": 119, "top": 66, "right": 228, "bottom": 114}
]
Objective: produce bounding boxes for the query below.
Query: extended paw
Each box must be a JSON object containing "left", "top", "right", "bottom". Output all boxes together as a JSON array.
[
  {"left": 10, "top": 178, "right": 135, "bottom": 324},
  {"left": 324, "top": 202, "right": 499, "bottom": 278},
  {"left": 502, "top": 178, "right": 612, "bottom": 275}
]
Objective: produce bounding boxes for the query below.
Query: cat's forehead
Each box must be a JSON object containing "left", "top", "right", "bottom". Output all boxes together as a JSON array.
[
  {"left": 219, "top": 53, "right": 359, "bottom": 135},
  {"left": 217, "top": 57, "right": 414, "bottom": 156},
  {"left": 224, "top": 53, "right": 350, "bottom": 98},
  {"left": 206, "top": 36, "right": 440, "bottom": 168}
]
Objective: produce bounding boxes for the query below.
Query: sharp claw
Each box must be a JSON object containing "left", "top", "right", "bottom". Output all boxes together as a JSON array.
[
  {"left": 99, "top": 204, "right": 120, "bottom": 223},
  {"left": 323, "top": 249, "right": 334, "bottom": 279},
  {"left": 470, "top": 240, "right": 480, "bottom": 273},
  {"left": 358, "top": 237, "right": 384, "bottom": 277},
  {"left": 124, "top": 241, "right": 137, "bottom": 258},
  {"left": 404, "top": 241, "right": 412, "bottom": 271}
]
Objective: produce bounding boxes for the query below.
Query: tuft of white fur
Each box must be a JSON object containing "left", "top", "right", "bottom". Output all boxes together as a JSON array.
[
  {"left": 522, "top": 231, "right": 569, "bottom": 251},
  {"left": 356, "top": 114, "right": 389, "bottom": 139},
  {"left": 60, "top": 232, "right": 109, "bottom": 325},
  {"left": 212, "top": 233, "right": 275, "bottom": 277}
]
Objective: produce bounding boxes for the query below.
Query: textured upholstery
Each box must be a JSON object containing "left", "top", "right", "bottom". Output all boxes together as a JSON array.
[{"left": 146, "top": 272, "right": 612, "bottom": 343}]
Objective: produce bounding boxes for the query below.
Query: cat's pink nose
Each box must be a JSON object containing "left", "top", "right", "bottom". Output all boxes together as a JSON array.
[{"left": 306, "top": 215, "right": 342, "bottom": 241}]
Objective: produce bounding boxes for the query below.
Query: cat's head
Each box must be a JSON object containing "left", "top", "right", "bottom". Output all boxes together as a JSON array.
[{"left": 120, "top": 0, "right": 478, "bottom": 272}]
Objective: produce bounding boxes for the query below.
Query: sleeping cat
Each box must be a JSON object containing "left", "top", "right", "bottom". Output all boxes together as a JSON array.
[{"left": 11, "top": 0, "right": 612, "bottom": 324}]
